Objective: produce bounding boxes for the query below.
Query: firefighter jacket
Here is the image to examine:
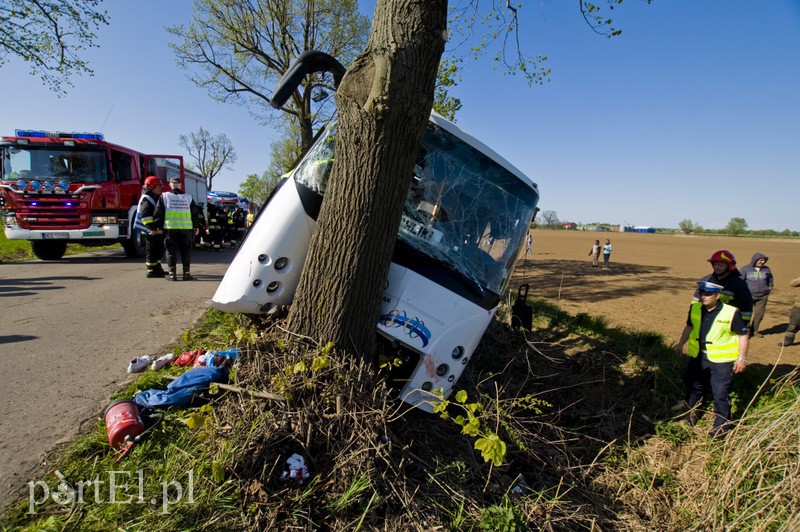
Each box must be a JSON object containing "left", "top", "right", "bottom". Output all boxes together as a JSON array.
[
  {"left": 694, "top": 271, "right": 753, "bottom": 322},
  {"left": 155, "top": 191, "right": 201, "bottom": 231},
  {"left": 134, "top": 189, "right": 159, "bottom": 232},
  {"left": 687, "top": 302, "right": 741, "bottom": 363}
]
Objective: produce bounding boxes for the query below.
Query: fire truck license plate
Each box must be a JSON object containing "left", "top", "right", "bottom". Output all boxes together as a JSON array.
[{"left": 42, "top": 232, "right": 69, "bottom": 239}]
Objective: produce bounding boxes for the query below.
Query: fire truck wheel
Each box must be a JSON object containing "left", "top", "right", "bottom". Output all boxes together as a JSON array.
[
  {"left": 31, "top": 241, "right": 67, "bottom": 260},
  {"left": 122, "top": 231, "right": 146, "bottom": 258}
]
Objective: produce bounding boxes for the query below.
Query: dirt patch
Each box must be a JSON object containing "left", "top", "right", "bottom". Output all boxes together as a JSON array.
[{"left": 513, "top": 230, "right": 800, "bottom": 369}]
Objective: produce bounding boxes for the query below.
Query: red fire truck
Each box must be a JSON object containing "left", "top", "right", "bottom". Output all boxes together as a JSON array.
[{"left": 0, "top": 129, "right": 206, "bottom": 260}]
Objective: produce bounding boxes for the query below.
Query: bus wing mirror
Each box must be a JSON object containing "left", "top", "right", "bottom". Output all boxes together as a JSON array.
[{"left": 270, "top": 50, "right": 346, "bottom": 109}]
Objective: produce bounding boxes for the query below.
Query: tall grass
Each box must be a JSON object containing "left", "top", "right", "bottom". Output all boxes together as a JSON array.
[{"left": 2, "top": 303, "right": 798, "bottom": 530}]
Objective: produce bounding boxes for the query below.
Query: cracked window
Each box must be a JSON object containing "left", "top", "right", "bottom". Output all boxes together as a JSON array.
[{"left": 293, "top": 119, "right": 539, "bottom": 295}]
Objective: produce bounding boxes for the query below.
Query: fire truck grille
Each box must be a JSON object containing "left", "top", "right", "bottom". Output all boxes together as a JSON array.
[{"left": 16, "top": 196, "right": 89, "bottom": 229}]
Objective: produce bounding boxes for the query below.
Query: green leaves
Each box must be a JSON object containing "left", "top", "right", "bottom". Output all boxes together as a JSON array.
[
  {"left": 474, "top": 433, "right": 507, "bottom": 467},
  {"left": 433, "top": 390, "right": 507, "bottom": 467},
  {"left": 0, "top": 0, "right": 109, "bottom": 94}
]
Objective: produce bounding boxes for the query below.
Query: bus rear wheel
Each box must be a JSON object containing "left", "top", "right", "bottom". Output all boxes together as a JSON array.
[{"left": 31, "top": 241, "right": 67, "bottom": 260}]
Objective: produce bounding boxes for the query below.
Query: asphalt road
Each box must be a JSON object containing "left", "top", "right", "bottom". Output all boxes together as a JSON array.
[{"left": 0, "top": 246, "right": 236, "bottom": 509}]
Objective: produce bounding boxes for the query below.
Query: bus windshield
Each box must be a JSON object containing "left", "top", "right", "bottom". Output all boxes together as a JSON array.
[
  {"left": 2, "top": 146, "right": 109, "bottom": 184},
  {"left": 293, "top": 120, "right": 539, "bottom": 295}
]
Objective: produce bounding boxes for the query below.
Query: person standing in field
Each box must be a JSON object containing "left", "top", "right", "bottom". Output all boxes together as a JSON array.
[
  {"left": 778, "top": 275, "right": 800, "bottom": 348},
  {"left": 739, "top": 252, "right": 774, "bottom": 338},
  {"left": 675, "top": 281, "right": 749, "bottom": 439},
  {"left": 525, "top": 232, "right": 532, "bottom": 255},
  {"left": 589, "top": 239, "right": 601, "bottom": 267},
  {"left": 602, "top": 239, "right": 612, "bottom": 269},
  {"left": 693, "top": 250, "right": 754, "bottom": 324}
]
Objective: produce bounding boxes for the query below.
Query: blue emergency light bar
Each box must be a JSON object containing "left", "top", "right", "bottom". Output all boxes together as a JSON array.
[{"left": 15, "top": 130, "right": 104, "bottom": 141}]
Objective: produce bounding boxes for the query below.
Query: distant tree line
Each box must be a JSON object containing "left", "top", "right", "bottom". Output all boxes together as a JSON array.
[
  {"left": 679, "top": 218, "right": 798, "bottom": 237},
  {"left": 533, "top": 213, "right": 797, "bottom": 237}
]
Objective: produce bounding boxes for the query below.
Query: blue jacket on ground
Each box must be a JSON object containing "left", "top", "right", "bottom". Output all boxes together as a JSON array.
[{"left": 134, "top": 367, "right": 229, "bottom": 409}]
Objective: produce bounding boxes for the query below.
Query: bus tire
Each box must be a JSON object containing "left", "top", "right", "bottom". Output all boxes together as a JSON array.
[
  {"left": 31, "top": 241, "right": 67, "bottom": 260},
  {"left": 122, "top": 231, "right": 146, "bottom": 258}
]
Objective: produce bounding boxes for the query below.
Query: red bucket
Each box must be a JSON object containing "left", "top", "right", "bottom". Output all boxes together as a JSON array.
[{"left": 104, "top": 399, "right": 144, "bottom": 450}]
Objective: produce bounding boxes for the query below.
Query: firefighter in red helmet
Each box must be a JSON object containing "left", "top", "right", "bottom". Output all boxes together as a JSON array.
[
  {"left": 693, "top": 250, "right": 754, "bottom": 324},
  {"left": 134, "top": 176, "right": 166, "bottom": 278}
]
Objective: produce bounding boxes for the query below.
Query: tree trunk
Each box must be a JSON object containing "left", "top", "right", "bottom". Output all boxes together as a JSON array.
[{"left": 286, "top": 0, "right": 447, "bottom": 356}]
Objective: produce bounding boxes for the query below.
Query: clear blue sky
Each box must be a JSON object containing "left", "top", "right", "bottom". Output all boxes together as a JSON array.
[{"left": 2, "top": 1, "right": 797, "bottom": 231}]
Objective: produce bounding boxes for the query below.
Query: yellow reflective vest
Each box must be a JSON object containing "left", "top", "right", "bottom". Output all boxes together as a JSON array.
[
  {"left": 687, "top": 302, "right": 740, "bottom": 362},
  {"left": 161, "top": 192, "right": 194, "bottom": 230}
]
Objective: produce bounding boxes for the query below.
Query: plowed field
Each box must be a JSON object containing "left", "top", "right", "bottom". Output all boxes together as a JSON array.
[{"left": 513, "top": 229, "right": 800, "bottom": 369}]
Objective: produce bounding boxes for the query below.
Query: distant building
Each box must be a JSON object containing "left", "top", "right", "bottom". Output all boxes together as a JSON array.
[
  {"left": 632, "top": 226, "right": 655, "bottom": 233},
  {"left": 562, "top": 222, "right": 577, "bottom": 230}
]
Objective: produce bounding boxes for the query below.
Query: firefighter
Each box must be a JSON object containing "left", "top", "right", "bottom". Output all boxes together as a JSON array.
[
  {"left": 693, "top": 250, "right": 754, "bottom": 323},
  {"left": 206, "top": 200, "right": 225, "bottom": 251},
  {"left": 675, "top": 281, "right": 749, "bottom": 439},
  {"left": 134, "top": 176, "right": 166, "bottom": 278},
  {"left": 230, "top": 204, "right": 246, "bottom": 246},
  {"left": 154, "top": 177, "right": 203, "bottom": 281},
  {"left": 193, "top": 202, "right": 207, "bottom": 250},
  {"left": 224, "top": 204, "right": 238, "bottom": 247}
]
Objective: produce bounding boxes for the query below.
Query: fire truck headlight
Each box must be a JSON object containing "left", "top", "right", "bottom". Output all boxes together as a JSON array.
[
  {"left": 3, "top": 213, "right": 17, "bottom": 227},
  {"left": 58, "top": 180, "right": 70, "bottom": 191},
  {"left": 91, "top": 216, "right": 118, "bottom": 224},
  {"left": 43, "top": 180, "right": 55, "bottom": 191},
  {"left": 30, "top": 180, "right": 41, "bottom": 191},
  {"left": 16, "top": 180, "right": 27, "bottom": 190}
]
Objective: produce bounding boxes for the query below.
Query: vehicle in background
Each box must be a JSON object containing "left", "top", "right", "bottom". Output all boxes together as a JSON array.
[
  {"left": 210, "top": 51, "right": 540, "bottom": 411},
  {"left": 206, "top": 190, "right": 239, "bottom": 208},
  {"left": 0, "top": 130, "right": 206, "bottom": 260}
]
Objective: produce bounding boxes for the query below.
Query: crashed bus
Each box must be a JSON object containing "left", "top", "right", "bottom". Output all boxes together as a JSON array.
[{"left": 211, "top": 51, "right": 540, "bottom": 411}]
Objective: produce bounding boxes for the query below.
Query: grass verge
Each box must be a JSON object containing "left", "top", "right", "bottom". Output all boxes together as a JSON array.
[{"left": 2, "top": 301, "right": 797, "bottom": 530}]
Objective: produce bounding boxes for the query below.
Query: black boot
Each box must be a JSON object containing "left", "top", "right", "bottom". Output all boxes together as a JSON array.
[
  {"left": 183, "top": 271, "right": 194, "bottom": 281},
  {"left": 167, "top": 270, "right": 178, "bottom": 281}
]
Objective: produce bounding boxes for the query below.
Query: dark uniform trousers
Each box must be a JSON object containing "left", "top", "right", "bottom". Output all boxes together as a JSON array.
[
  {"left": 164, "top": 230, "right": 193, "bottom": 274},
  {"left": 145, "top": 232, "right": 165, "bottom": 273},
  {"left": 684, "top": 353, "right": 734, "bottom": 430}
]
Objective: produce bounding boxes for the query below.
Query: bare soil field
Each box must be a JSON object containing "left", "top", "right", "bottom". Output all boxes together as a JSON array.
[{"left": 513, "top": 229, "right": 800, "bottom": 369}]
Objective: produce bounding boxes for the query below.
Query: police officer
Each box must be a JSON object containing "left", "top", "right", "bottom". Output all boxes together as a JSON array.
[
  {"left": 154, "top": 176, "right": 203, "bottom": 281},
  {"left": 676, "top": 281, "right": 749, "bottom": 439},
  {"left": 693, "top": 250, "right": 754, "bottom": 323},
  {"left": 135, "top": 176, "right": 166, "bottom": 278}
]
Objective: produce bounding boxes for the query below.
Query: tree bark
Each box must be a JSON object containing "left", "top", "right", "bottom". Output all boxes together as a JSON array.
[{"left": 286, "top": 0, "right": 447, "bottom": 356}]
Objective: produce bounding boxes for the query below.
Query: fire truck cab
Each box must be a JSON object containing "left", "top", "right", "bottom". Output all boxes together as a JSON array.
[{"left": 0, "top": 130, "right": 206, "bottom": 260}]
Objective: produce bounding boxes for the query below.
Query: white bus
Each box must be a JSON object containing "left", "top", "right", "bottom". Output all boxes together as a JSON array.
[{"left": 211, "top": 52, "right": 540, "bottom": 411}]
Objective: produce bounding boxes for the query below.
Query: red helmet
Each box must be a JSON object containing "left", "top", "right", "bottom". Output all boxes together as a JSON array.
[
  {"left": 143, "top": 176, "right": 161, "bottom": 190},
  {"left": 708, "top": 250, "right": 737, "bottom": 270}
]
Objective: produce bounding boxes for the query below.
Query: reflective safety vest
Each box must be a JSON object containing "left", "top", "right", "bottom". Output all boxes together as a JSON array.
[
  {"left": 134, "top": 194, "right": 157, "bottom": 233},
  {"left": 161, "top": 192, "right": 194, "bottom": 230},
  {"left": 687, "top": 302, "right": 740, "bottom": 362}
]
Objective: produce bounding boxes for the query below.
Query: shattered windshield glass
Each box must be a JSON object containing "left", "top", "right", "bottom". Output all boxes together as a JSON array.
[
  {"left": 293, "top": 119, "right": 538, "bottom": 295},
  {"left": 2, "top": 147, "right": 109, "bottom": 183}
]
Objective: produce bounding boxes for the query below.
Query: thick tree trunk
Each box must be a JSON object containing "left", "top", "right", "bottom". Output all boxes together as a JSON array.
[{"left": 286, "top": 0, "right": 447, "bottom": 356}]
